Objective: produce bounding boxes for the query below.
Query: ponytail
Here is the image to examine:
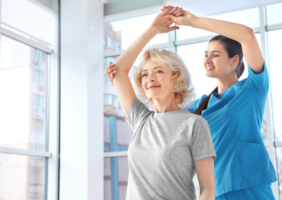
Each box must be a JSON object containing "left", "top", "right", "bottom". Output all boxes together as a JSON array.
[
  {"left": 236, "top": 62, "right": 245, "bottom": 79},
  {"left": 194, "top": 87, "right": 218, "bottom": 115}
]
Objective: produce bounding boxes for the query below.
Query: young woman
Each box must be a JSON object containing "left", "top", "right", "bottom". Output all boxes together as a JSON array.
[
  {"left": 109, "top": 7, "right": 217, "bottom": 200},
  {"left": 107, "top": 6, "right": 277, "bottom": 200}
]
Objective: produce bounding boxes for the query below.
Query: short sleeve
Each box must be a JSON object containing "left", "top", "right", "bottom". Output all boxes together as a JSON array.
[
  {"left": 244, "top": 63, "right": 269, "bottom": 95},
  {"left": 125, "top": 98, "right": 151, "bottom": 131},
  {"left": 190, "top": 117, "right": 217, "bottom": 162}
]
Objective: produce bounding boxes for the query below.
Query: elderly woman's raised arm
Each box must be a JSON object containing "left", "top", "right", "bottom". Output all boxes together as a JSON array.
[{"left": 112, "top": 8, "right": 181, "bottom": 116}]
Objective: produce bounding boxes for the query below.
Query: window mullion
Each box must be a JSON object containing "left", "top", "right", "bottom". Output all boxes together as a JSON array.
[{"left": 260, "top": 5, "right": 279, "bottom": 199}]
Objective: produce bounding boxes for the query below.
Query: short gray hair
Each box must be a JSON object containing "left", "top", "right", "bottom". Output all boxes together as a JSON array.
[{"left": 133, "top": 48, "right": 194, "bottom": 107}]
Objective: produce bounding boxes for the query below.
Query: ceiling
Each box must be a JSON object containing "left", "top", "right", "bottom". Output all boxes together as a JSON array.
[
  {"left": 104, "top": 0, "right": 164, "bottom": 16},
  {"left": 29, "top": 0, "right": 282, "bottom": 19}
]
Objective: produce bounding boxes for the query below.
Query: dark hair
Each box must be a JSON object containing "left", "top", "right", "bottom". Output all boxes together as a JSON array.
[{"left": 194, "top": 35, "right": 245, "bottom": 115}]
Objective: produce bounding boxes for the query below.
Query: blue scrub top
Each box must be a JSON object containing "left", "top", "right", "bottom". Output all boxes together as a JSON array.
[{"left": 186, "top": 64, "right": 277, "bottom": 196}]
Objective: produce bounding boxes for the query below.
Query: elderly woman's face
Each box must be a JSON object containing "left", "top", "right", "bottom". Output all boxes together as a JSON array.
[{"left": 141, "top": 59, "right": 174, "bottom": 100}]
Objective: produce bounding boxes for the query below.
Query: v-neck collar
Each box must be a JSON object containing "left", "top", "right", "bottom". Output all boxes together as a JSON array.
[{"left": 206, "top": 80, "right": 243, "bottom": 110}]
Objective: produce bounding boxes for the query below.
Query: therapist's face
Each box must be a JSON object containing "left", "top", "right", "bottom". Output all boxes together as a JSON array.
[{"left": 204, "top": 41, "right": 239, "bottom": 79}]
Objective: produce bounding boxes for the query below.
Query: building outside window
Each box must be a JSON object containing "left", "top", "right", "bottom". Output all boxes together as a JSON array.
[{"left": 0, "top": 0, "right": 56, "bottom": 199}]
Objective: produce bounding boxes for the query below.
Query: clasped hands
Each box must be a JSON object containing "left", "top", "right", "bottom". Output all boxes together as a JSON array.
[
  {"left": 150, "top": 5, "right": 195, "bottom": 34},
  {"left": 106, "top": 6, "right": 196, "bottom": 86}
]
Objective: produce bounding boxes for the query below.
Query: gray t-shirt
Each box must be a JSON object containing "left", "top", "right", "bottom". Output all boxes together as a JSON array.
[{"left": 125, "top": 98, "right": 216, "bottom": 200}]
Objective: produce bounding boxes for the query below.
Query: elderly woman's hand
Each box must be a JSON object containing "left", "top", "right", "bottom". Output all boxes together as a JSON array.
[
  {"left": 161, "top": 5, "right": 196, "bottom": 26},
  {"left": 149, "top": 6, "right": 183, "bottom": 34},
  {"left": 106, "top": 8, "right": 184, "bottom": 86},
  {"left": 106, "top": 62, "right": 117, "bottom": 86}
]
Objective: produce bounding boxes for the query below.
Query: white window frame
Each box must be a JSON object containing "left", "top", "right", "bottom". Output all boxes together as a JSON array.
[{"left": 0, "top": 0, "right": 60, "bottom": 200}]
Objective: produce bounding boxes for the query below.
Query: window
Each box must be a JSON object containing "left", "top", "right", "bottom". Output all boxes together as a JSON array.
[
  {"left": 33, "top": 70, "right": 44, "bottom": 84},
  {"left": 268, "top": 29, "right": 282, "bottom": 141},
  {"left": 176, "top": 8, "right": 260, "bottom": 41},
  {"left": 0, "top": 1, "right": 57, "bottom": 200},
  {"left": 104, "top": 13, "right": 168, "bottom": 51},
  {"left": 266, "top": 2, "right": 282, "bottom": 25},
  {"left": 32, "top": 119, "right": 44, "bottom": 133},
  {"left": 33, "top": 94, "right": 44, "bottom": 108},
  {"left": 103, "top": 56, "right": 141, "bottom": 152},
  {"left": 104, "top": 157, "right": 129, "bottom": 200},
  {"left": 1, "top": 0, "right": 55, "bottom": 44},
  {"left": 0, "top": 153, "right": 46, "bottom": 200},
  {"left": 276, "top": 147, "right": 282, "bottom": 197},
  {"left": 177, "top": 41, "right": 217, "bottom": 99},
  {"left": 0, "top": 35, "right": 48, "bottom": 151}
]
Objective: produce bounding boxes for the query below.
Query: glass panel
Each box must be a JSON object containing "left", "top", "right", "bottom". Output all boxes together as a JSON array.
[
  {"left": 0, "top": 153, "right": 46, "bottom": 200},
  {"left": 104, "top": 55, "right": 143, "bottom": 152},
  {"left": 104, "top": 157, "right": 129, "bottom": 200},
  {"left": 239, "top": 33, "right": 262, "bottom": 81},
  {"left": 0, "top": 35, "right": 48, "bottom": 151},
  {"left": 1, "top": 0, "right": 55, "bottom": 44},
  {"left": 253, "top": 33, "right": 268, "bottom": 145},
  {"left": 104, "top": 13, "right": 168, "bottom": 51},
  {"left": 177, "top": 41, "right": 217, "bottom": 99},
  {"left": 276, "top": 148, "right": 282, "bottom": 199},
  {"left": 193, "top": 175, "right": 200, "bottom": 199},
  {"left": 266, "top": 2, "right": 282, "bottom": 25},
  {"left": 268, "top": 30, "right": 282, "bottom": 141},
  {"left": 261, "top": 108, "right": 268, "bottom": 145},
  {"left": 177, "top": 8, "right": 260, "bottom": 41}
]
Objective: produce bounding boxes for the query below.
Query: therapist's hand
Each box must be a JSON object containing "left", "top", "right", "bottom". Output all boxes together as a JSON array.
[
  {"left": 161, "top": 5, "right": 197, "bottom": 26},
  {"left": 149, "top": 6, "right": 183, "bottom": 34}
]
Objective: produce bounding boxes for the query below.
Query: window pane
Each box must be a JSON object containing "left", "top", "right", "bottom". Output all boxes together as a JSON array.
[
  {"left": 1, "top": 0, "right": 55, "bottom": 44},
  {"left": 0, "top": 153, "right": 46, "bottom": 200},
  {"left": 104, "top": 13, "right": 168, "bottom": 51},
  {"left": 276, "top": 148, "right": 282, "bottom": 198},
  {"left": 0, "top": 35, "right": 48, "bottom": 151},
  {"left": 239, "top": 33, "right": 261, "bottom": 79},
  {"left": 104, "top": 56, "right": 143, "bottom": 152},
  {"left": 268, "top": 29, "right": 282, "bottom": 141},
  {"left": 177, "top": 8, "right": 260, "bottom": 41},
  {"left": 104, "top": 157, "right": 129, "bottom": 200},
  {"left": 266, "top": 2, "right": 282, "bottom": 25},
  {"left": 177, "top": 42, "right": 217, "bottom": 99}
]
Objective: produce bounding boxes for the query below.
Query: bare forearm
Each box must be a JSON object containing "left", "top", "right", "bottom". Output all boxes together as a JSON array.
[
  {"left": 195, "top": 157, "right": 216, "bottom": 200},
  {"left": 114, "top": 27, "right": 157, "bottom": 74},
  {"left": 189, "top": 16, "right": 253, "bottom": 43},
  {"left": 198, "top": 189, "right": 215, "bottom": 200}
]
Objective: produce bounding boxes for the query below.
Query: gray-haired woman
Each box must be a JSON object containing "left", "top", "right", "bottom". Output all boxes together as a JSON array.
[{"left": 108, "top": 7, "right": 216, "bottom": 200}]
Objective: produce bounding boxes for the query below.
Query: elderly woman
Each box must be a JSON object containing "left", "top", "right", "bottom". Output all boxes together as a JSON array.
[{"left": 110, "top": 7, "right": 216, "bottom": 200}]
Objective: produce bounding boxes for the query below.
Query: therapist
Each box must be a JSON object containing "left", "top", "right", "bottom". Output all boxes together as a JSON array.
[{"left": 163, "top": 5, "right": 277, "bottom": 200}]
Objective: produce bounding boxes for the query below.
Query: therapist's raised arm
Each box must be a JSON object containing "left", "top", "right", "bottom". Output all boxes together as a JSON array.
[
  {"left": 112, "top": 7, "right": 180, "bottom": 116},
  {"left": 163, "top": 6, "right": 264, "bottom": 74}
]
